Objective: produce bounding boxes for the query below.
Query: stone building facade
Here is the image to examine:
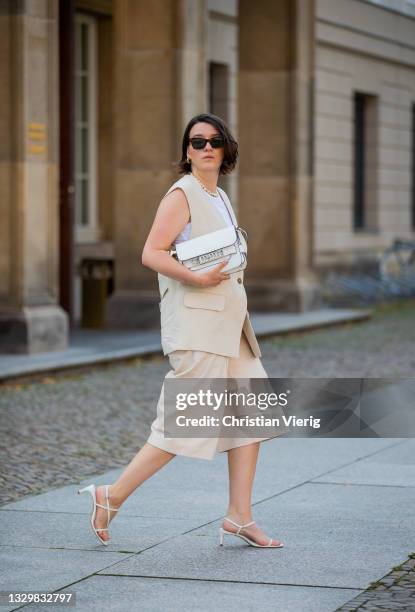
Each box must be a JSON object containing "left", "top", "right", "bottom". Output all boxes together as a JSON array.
[
  {"left": 0, "top": 0, "right": 414, "bottom": 353},
  {"left": 313, "top": 0, "right": 415, "bottom": 276}
]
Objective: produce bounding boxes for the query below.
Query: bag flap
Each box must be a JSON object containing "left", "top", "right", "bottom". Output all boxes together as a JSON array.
[{"left": 175, "top": 226, "right": 237, "bottom": 261}]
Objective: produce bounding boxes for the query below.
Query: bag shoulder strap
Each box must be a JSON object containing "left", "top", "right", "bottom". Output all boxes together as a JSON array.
[{"left": 217, "top": 187, "right": 238, "bottom": 227}]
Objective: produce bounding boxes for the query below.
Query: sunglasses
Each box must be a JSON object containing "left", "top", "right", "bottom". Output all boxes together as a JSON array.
[{"left": 189, "top": 136, "right": 224, "bottom": 150}]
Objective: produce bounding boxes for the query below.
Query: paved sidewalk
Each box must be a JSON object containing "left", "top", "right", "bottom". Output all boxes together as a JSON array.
[
  {"left": 0, "top": 307, "right": 371, "bottom": 382},
  {"left": 1, "top": 437, "right": 415, "bottom": 611}
]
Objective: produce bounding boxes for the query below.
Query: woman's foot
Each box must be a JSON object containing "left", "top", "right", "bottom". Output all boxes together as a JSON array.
[
  {"left": 222, "top": 516, "right": 282, "bottom": 547},
  {"left": 94, "top": 485, "right": 121, "bottom": 542}
]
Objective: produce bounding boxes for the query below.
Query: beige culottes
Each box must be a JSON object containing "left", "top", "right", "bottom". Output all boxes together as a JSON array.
[{"left": 147, "top": 332, "right": 287, "bottom": 460}]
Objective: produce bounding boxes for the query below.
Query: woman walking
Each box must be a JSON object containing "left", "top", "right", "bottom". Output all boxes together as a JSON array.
[{"left": 78, "top": 113, "right": 287, "bottom": 548}]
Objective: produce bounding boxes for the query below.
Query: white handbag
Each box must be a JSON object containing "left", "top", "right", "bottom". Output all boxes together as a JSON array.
[{"left": 170, "top": 225, "right": 248, "bottom": 274}]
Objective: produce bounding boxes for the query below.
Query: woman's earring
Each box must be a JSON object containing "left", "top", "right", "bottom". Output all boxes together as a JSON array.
[{"left": 187, "top": 157, "right": 191, "bottom": 164}]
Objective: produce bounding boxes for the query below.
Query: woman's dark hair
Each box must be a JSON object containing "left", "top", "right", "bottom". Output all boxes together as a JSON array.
[{"left": 176, "top": 113, "right": 238, "bottom": 175}]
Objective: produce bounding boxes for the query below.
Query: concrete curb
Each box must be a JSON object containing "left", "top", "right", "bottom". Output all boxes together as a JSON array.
[{"left": 0, "top": 308, "right": 372, "bottom": 383}]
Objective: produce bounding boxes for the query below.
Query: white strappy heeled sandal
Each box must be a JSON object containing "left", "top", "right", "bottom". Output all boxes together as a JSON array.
[
  {"left": 77, "top": 484, "right": 120, "bottom": 546},
  {"left": 219, "top": 517, "right": 284, "bottom": 548}
]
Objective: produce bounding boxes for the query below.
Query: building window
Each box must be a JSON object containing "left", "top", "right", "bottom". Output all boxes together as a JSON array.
[
  {"left": 412, "top": 102, "right": 415, "bottom": 229},
  {"left": 75, "top": 13, "right": 99, "bottom": 243},
  {"left": 353, "top": 92, "right": 378, "bottom": 231},
  {"left": 209, "top": 62, "right": 229, "bottom": 123},
  {"left": 209, "top": 62, "right": 230, "bottom": 192},
  {"left": 353, "top": 93, "right": 365, "bottom": 229}
]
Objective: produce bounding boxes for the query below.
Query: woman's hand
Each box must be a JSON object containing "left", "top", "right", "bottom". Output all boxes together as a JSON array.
[{"left": 193, "top": 258, "right": 231, "bottom": 287}]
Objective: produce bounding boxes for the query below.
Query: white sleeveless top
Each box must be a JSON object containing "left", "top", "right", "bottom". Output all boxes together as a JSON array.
[{"left": 173, "top": 191, "right": 233, "bottom": 245}]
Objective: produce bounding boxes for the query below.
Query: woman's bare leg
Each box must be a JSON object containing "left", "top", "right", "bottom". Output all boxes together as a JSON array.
[
  {"left": 224, "top": 441, "right": 282, "bottom": 546},
  {"left": 93, "top": 442, "right": 175, "bottom": 541}
]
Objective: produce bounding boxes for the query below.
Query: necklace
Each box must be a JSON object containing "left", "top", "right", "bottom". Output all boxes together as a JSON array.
[{"left": 191, "top": 172, "right": 219, "bottom": 197}]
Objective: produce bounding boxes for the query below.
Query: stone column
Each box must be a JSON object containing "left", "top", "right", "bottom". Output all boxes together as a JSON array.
[
  {"left": 238, "top": 0, "right": 321, "bottom": 311},
  {"left": 106, "top": 0, "right": 207, "bottom": 328},
  {"left": 0, "top": 0, "right": 68, "bottom": 353}
]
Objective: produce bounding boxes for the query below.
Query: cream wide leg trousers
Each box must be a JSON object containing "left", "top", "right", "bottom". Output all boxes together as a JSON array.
[{"left": 147, "top": 332, "right": 287, "bottom": 460}]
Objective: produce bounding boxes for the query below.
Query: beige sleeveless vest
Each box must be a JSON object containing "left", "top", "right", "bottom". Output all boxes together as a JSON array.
[{"left": 157, "top": 173, "right": 261, "bottom": 359}]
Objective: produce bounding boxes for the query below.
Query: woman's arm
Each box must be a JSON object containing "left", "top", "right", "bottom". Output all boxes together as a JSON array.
[{"left": 141, "top": 188, "right": 230, "bottom": 288}]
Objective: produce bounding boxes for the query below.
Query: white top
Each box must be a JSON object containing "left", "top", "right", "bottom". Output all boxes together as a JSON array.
[{"left": 173, "top": 191, "right": 233, "bottom": 245}]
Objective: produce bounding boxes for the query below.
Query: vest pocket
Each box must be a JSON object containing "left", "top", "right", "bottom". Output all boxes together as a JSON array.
[{"left": 183, "top": 291, "right": 225, "bottom": 311}]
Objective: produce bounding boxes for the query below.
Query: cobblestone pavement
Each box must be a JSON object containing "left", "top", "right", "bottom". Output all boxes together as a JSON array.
[
  {"left": 335, "top": 554, "right": 415, "bottom": 611},
  {"left": 1, "top": 298, "right": 414, "bottom": 610},
  {"left": 1, "top": 298, "right": 414, "bottom": 504}
]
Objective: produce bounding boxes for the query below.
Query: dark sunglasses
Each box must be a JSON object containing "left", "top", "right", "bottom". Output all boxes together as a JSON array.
[{"left": 189, "top": 136, "right": 224, "bottom": 150}]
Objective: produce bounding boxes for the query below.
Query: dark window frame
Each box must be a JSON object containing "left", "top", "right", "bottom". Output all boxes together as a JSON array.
[
  {"left": 412, "top": 102, "right": 415, "bottom": 229},
  {"left": 353, "top": 92, "right": 366, "bottom": 230}
]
